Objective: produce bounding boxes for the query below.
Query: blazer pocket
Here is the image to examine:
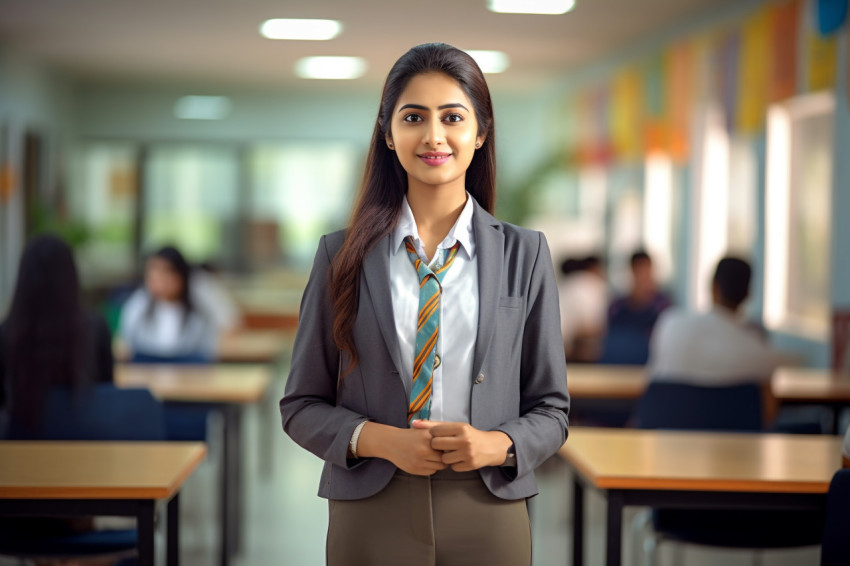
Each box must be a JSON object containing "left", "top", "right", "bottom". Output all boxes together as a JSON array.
[{"left": 498, "top": 296, "right": 524, "bottom": 309}]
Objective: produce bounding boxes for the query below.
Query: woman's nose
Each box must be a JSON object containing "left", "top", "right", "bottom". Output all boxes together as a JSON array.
[{"left": 423, "top": 120, "right": 445, "bottom": 146}]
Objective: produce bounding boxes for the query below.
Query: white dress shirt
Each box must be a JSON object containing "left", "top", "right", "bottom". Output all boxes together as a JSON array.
[
  {"left": 390, "top": 195, "right": 479, "bottom": 424},
  {"left": 120, "top": 289, "right": 218, "bottom": 358},
  {"left": 648, "top": 306, "right": 781, "bottom": 385}
]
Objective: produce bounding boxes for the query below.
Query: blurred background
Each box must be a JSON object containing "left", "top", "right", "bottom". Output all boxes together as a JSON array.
[
  {"left": 0, "top": 0, "right": 847, "bottom": 563},
  {"left": 0, "top": 0, "right": 845, "bottom": 365}
]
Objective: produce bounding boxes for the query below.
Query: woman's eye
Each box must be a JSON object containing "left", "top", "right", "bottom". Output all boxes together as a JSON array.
[
  {"left": 403, "top": 113, "right": 423, "bottom": 123},
  {"left": 443, "top": 113, "right": 463, "bottom": 123}
]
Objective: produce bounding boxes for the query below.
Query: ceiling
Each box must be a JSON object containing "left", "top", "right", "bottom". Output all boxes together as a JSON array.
[{"left": 0, "top": 0, "right": 739, "bottom": 92}]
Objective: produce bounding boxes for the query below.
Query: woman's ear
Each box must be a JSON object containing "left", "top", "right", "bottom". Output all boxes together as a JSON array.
[
  {"left": 475, "top": 136, "right": 485, "bottom": 149},
  {"left": 386, "top": 135, "right": 395, "bottom": 150}
]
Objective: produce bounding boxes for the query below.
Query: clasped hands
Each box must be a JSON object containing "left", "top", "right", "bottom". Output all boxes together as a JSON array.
[{"left": 357, "top": 420, "right": 513, "bottom": 476}]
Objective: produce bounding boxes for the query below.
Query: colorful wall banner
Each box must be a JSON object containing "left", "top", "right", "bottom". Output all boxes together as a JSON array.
[
  {"left": 769, "top": 0, "right": 801, "bottom": 102},
  {"left": 667, "top": 42, "right": 693, "bottom": 161},
  {"left": 611, "top": 68, "right": 643, "bottom": 161},
  {"left": 807, "top": 26, "right": 838, "bottom": 90},
  {"left": 737, "top": 7, "right": 771, "bottom": 134}
]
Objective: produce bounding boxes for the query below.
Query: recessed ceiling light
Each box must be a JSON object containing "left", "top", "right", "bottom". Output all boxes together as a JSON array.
[
  {"left": 465, "top": 50, "right": 511, "bottom": 74},
  {"left": 259, "top": 18, "right": 342, "bottom": 40},
  {"left": 487, "top": 0, "right": 575, "bottom": 15},
  {"left": 294, "top": 56, "right": 367, "bottom": 80},
  {"left": 174, "top": 96, "right": 232, "bottom": 120}
]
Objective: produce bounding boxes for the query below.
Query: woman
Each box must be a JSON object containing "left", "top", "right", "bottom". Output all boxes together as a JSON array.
[
  {"left": 0, "top": 234, "right": 113, "bottom": 436},
  {"left": 120, "top": 246, "right": 217, "bottom": 362},
  {"left": 280, "top": 43, "right": 569, "bottom": 566}
]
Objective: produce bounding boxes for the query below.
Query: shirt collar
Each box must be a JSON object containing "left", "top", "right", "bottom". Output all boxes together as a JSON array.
[{"left": 392, "top": 193, "right": 476, "bottom": 260}]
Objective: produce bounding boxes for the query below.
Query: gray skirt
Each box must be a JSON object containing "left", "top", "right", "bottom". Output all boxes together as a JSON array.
[{"left": 326, "top": 469, "right": 531, "bottom": 566}]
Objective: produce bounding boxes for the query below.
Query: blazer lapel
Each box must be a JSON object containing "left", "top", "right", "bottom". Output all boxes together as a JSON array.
[
  {"left": 472, "top": 202, "right": 504, "bottom": 378},
  {"left": 362, "top": 234, "right": 409, "bottom": 395}
]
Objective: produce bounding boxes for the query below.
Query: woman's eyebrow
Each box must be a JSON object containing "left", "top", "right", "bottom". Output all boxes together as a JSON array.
[{"left": 397, "top": 102, "right": 470, "bottom": 113}]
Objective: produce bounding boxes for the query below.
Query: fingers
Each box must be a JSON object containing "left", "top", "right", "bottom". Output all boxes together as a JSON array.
[
  {"left": 411, "top": 419, "right": 442, "bottom": 430},
  {"left": 427, "top": 422, "right": 468, "bottom": 437}
]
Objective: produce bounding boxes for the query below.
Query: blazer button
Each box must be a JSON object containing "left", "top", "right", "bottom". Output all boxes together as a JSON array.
[{"left": 474, "top": 373, "right": 485, "bottom": 384}]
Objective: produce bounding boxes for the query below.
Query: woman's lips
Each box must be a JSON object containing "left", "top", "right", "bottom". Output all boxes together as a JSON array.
[{"left": 418, "top": 152, "right": 451, "bottom": 166}]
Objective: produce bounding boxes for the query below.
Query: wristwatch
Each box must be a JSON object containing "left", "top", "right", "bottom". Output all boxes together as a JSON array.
[{"left": 502, "top": 444, "right": 517, "bottom": 467}]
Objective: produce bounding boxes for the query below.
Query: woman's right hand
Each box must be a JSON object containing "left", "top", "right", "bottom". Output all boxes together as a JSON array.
[{"left": 356, "top": 421, "right": 447, "bottom": 476}]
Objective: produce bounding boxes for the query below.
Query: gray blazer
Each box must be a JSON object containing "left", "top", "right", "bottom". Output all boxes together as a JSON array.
[{"left": 280, "top": 200, "right": 569, "bottom": 501}]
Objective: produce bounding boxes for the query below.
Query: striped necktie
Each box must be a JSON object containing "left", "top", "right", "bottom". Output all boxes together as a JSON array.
[{"left": 403, "top": 236, "right": 461, "bottom": 424}]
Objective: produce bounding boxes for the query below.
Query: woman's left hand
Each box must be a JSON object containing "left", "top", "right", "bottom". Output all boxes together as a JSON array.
[{"left": 412, "top": 420, "right": 513, "bottom": 471}]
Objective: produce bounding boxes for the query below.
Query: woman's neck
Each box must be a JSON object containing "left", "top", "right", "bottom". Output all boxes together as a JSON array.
[{"left": 406, "top": 182, "right": 467, "bottom": 261}]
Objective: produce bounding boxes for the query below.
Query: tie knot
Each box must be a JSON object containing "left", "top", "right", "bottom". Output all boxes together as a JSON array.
[{"left": 403, "top": 237, "right": 460, "bottom": 284}]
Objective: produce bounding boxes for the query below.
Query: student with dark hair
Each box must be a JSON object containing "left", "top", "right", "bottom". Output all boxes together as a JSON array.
[
  {"left": 0, "top": 234, "right": 113, "bottom": 436},
  {"left": 280, "top": 43, "right": 569, "bottom": 565},
  {"left": 648, "top": 256, "right": 780, "bottom": 394},
  {"left": 120, "top": 246, "right": 217, "bottom": 362},
  {"left": 602, "top": 249, "right": 672, "bottom": 364}
]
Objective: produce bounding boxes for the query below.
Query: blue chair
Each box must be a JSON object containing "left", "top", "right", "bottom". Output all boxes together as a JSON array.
[
  {"left": 0, "top": 384, "right": 166, "bottom": 562},
  {"left": 130, "top": 352, "right": 213, "bottom": 441},
  {"left": 821, "top": 469, "right": 850, "bottom": 566},
  {"left": 598, "top": 327, "right": 651, "bottom": 365},
  {"left": 633, "top": 380, "right": 824, "bottom": 565}
]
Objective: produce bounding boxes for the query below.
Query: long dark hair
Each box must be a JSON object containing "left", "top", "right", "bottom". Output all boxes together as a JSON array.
[
  {"left": 4, "top": 234, "right": 88, "bottom": 430},
  {"left": 329, "top": 43, "right": 497, "bottom": 369},
  {"left": 144, "top": 246, "right": 194, "bottom": 325}
]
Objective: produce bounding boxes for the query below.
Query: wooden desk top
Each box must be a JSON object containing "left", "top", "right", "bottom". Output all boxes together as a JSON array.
[
  {"left": 771, "top": 366, "right": 850, "bottom": 403},
  {"left": 114, "top": 329, "right": 292, "bottom": 364},
  {"left": 567, "top": 365, "right": 646, "bottom": 399},
  {"left": 0, "top": 442, "right": 206, "bottom": 499},
  {"left": 559, "top": 427, "right": 842, "bottom": 494},
  {"left": 115, "top": 364, "right": 272, "bottom": 404}
]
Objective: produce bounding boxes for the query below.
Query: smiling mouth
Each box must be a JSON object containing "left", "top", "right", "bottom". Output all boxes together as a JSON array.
[{"left": 418, "top": 153, "right": 452, "bottom": 160}]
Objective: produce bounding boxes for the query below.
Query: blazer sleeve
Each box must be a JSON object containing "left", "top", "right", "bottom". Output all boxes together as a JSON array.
[
  {"left": 279, "top": 235, "right": 368, "bottom": 469},
  {"left": 494, "top": 232, "right": 570, "bottom": 481}
]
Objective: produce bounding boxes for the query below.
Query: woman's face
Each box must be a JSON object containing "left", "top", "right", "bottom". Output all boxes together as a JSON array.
[
  {"left": 145, "top": 257, "right": 183, "bottom": 302},
  {"left": 387, "top": 72, "right": 484, "bottom": 193}
]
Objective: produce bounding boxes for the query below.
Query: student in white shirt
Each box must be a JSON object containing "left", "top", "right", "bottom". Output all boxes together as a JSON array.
[
  {"left": 648, "top": 256, "right": 781, "bottom": 422},
  {"left": 120, "top": 246, "right": 217, "bottom": 362}
]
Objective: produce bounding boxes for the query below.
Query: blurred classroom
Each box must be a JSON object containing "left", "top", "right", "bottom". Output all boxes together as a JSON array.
[{"left": 1, "top": 0, "right": 850, "bottom": 565}]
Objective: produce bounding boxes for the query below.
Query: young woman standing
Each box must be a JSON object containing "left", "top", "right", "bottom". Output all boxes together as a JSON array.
[{"left": 280, "top": 43, "right": 569, "bottom": 566}]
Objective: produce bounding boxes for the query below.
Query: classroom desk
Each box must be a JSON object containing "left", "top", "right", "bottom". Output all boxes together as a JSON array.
[
  {"left": 114, "top": 329, "right": 292, "bottom": 365},
  {"left": 231, "top": 287, "right": 301, "bottom": 331},
  {"left": 772, "top": 367, "right": 850, "bottom": 432},
  {"left": 567, "top": 365, "right": 646, "bottom": 399},
  {"left": 115, "top": 364, "right": 271, "bottom": 566},
  {"left": 0, "top": 442, "right": 206, "bottom": 566},
  {"left": 559, "top": 427, "right": 842, "bottom": 566}
]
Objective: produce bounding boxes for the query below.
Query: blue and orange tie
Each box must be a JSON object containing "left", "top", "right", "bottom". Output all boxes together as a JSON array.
[{"left": 404, "top": 236, "right": 461, "bottom": 424}]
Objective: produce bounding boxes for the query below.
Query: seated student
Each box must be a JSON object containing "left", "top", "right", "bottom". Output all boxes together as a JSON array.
[
  {"left": 0, "top": 234, "right": 113, "bottom": 436},
  {"left": 192, "top": 262, "right": 242, "bottom": 335},
  {"left": 0, "top": 235, "right": 116, "bottom": 560},
  {"left": 120, "top": 246, "right": 217, "bottom": 362},
  {"left": 559, "top": 255, "right": 609, "bottom": 362},
  {"left": 602, "top": 250, "right": 672, "bottom": 364},
  {"left": 647, "top": 256, "right": 781, "bottom": 423}
]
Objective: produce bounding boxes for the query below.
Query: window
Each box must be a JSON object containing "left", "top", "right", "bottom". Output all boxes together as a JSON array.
[{"left": 765, "top": 92, "right": 834, "bottom": 338}]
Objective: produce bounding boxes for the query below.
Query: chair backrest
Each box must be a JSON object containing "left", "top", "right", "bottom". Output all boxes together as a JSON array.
[
  {"left": 598, "top": 327, "right": 651, "bottom": 365},
  {"left": 130, "top": 352, "right": 211, "bottom": 364},
  {"left": 634, "top": 380, "right": 763, "bottom": 432},
  {"left": 822, "top": 469, "right": 850, "bottom": 566},
  {"left": 7, "top": 383, "right": 166, "bottom": 441}
]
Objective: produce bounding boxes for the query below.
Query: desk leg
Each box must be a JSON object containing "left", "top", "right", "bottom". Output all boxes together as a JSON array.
[
  {"left": 571, "top": 478, "right": 584, "bottom": 566},
  {"left": 220, "top": 404, "right": 243, "bottom": 565},
  {"left": 137, "top": 500, "right": 156, "bottom": 566},
  {"left": 167, "top": 492, "right": 180, "bottom": 566},
  {"left": 605, "top": 491, "right": 624, "bottom": 566}
]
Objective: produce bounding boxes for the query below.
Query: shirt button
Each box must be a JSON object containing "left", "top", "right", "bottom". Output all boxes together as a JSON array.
[
  {"left": 474, "top": 373, "right": 485, "bottom": 384},
  {"left": 433, "top": 354, "right": 441, "bottom": 369}
]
